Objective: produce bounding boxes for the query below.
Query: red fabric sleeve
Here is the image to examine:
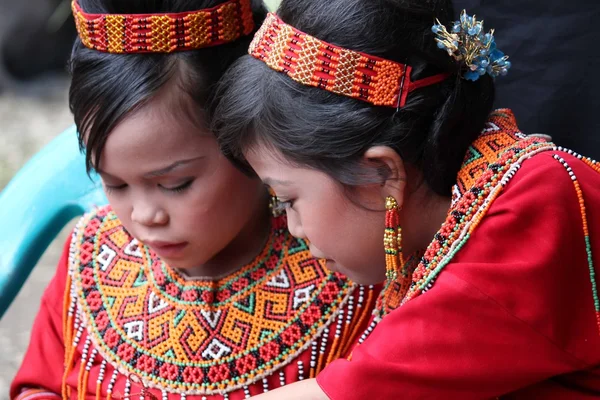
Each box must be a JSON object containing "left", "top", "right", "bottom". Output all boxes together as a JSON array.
[
  {"left": 10, "top": 235, "right": 72, "bottom": 399},
  {"left": 317, "top": 152, "right": 600, "bottom": 399}
]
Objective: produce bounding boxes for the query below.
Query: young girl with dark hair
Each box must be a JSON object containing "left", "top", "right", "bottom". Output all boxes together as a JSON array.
[
  {"left": 212, "top": 0, "right": 600, "bottom": 397},
  {"left": 9, "top": 1, "right": 377, "bottom": 399}
]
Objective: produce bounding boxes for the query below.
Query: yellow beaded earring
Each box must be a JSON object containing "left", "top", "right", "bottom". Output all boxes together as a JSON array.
[
  {"left": 380, "top": 195, "right": 414, "bottom": 315},
  {"left": 384, "top": 196, "right": 404, "bottom": 282}
]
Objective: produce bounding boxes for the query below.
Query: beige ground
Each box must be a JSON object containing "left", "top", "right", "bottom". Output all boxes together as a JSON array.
[{"left": 0, "top": 78, "right": 74, "bottom": 397}]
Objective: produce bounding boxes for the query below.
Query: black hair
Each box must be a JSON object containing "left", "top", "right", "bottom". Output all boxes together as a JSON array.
[
  {"left": 212, "top": 0, "right": 495, "bottom": 196},
  {"left": 69, "top": 0, "right": 268, "bottom": 173}
]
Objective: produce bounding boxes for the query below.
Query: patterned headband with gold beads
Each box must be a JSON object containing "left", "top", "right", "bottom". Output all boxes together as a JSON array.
[
  {"left": 249, "top": 13, "right": 450, "bottom": 108},
  {"left": 72, "top": 0, "right": 254, "bottom": 54}
]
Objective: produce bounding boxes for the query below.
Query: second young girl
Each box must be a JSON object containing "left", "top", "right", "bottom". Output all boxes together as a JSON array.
[{"left": 213, "top": 0, "right": 600, "bottom": 397}]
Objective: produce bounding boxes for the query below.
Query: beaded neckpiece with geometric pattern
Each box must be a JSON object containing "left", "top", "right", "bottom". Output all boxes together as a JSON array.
[
  {"left": 64, "top": 208, "right": 379, "bottom": 397},
  {"left": 71, "top": 0, "right": 255, "bottom": 54},
  {"left": 249, "top": 13, "right": 450, "bottom": 108}
]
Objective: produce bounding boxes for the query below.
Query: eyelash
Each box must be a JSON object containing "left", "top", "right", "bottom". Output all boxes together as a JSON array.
[
  {"left": 103, "top": 184, "right": 126, "bottom": 194},
  {"left": 160, "top": 180, "right": 193, "bottom": 194},
  {"left": 104, "top": 180, "right": 194, "bottom": 195}
]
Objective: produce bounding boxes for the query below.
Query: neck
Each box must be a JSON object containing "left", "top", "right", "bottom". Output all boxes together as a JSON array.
[
  {"left": 178, "top": 194, "right": 272, "bottom": 280},
  {"left": 400, "top": 182, "right": 451, "bottom": 257}
]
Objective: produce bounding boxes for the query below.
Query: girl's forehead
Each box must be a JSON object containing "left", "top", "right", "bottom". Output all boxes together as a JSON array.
[
  {"left": 139, "top": 79, "right": 208, "bottom": 130},
  {"left": 87, "top": 75, "right": 212, "bottom": 160},
  {"left": 245, "top": 147, "right": 326, "bottom": 188},
  {"left": 110, "top": 83, "right": 210, "bottom": 143},
  {"left": 244, "top": 145, "right": 287, "bottom": 173},
  {"left": 96, "top": 110, "right": 216, "bottom": 175}
]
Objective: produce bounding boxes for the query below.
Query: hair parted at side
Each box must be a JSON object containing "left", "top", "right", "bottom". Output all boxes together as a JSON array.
[
  {"left": 69, "top": 0, "right": 268, "bottom": 173},
  {"left": 211, "top": 0, "right": 495, "bottom": 196}
]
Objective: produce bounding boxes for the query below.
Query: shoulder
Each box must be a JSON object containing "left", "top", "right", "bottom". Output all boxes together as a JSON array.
[
  {"left": 71, "top": 204, "right": 115, "bottom": 237},
  {"left": 68, "top": 204, "right": 119, "bottom": 258},
  {"left": 497, "top": 150, "right": 597, "bottom": 203},
  {"left": 455, "top": 149, "right": 599, "bottom": 277},
  {"left": 445, "top": 149, "right": 600, "bottom": 362},
  {"left": 41, "top": 205, "right": 116, "bottom": 311},
  {"left": 479, "top": 150, "right": 600, "bottom": 239}
]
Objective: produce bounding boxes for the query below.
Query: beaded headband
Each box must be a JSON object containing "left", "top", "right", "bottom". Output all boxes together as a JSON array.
[
  {"left": 72, "top": 0, "right": 255, "bottom": 54},
  {"left": 249, "top": 13, "right": 450, "bottom": 108}
]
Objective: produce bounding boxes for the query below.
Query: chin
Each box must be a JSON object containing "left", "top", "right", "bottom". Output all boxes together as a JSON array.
[
  {"left": 326, "top": 260, "right": 356, "bottom": 279},
  {"left": 159, "top": 254, "right": 199, "bottom": 270},
  {"left": 160, "top": 258, "right": 187, "bottom": 270},
  {"left": 337, "top": 264, "right": 385, "bottom": 286}
]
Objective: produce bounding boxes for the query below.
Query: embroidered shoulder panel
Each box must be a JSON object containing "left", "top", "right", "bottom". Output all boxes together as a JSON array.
[
  {"left": 379, "top": 109, "right": 557, "bottom": 315},
  {"left": 70, "top": 207, "right": 354, "bottom": 394}
]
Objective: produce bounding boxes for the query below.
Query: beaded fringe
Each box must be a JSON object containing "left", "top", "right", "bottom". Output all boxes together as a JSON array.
[{"left": 552, "top": 148, "right": 600, "bottom": 335}]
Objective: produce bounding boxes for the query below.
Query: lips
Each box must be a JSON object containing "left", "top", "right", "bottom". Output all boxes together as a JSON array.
[{"left": 144, "top": 240, "right": 188, "bottom": 258}]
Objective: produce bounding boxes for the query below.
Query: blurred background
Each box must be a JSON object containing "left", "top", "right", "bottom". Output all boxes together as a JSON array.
[
  {"left": 0, "top": 0, "right": 597, "bottom": 395},
  {"left": 0, "top": 0, "right": 74, "bottom": 394}
]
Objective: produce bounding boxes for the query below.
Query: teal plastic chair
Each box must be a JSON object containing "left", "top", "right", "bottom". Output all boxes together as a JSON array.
[{"left": 0, "top": 126, "right": 107, "bottom": 318}]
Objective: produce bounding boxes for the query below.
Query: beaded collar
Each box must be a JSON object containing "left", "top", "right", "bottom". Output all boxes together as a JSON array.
[{"left": 69, "top": 207, "right": 355, "bottom": 394}]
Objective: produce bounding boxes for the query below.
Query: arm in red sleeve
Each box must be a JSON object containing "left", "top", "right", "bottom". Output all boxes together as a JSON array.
[
  {"left": 317, "top": 153, "right": 600, "bottom": 399},
  {"left": 10, "top": 235, "right": 72, "bottom": 399}
]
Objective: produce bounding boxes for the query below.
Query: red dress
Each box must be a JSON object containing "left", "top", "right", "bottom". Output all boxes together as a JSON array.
[
  {"left": 11, "top": 210, "right": 378, "bottom": 400},
  {"left": 318, "top": 111, "right": 600, "bottom": 399}
]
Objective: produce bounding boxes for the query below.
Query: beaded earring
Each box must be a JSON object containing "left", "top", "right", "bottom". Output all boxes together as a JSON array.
[{"left": 384, "top": 196, "right": 404, "bottom": 282}]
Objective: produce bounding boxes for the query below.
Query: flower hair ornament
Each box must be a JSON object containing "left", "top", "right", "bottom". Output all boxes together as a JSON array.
[{"left": 432, "top": 10, "right": 511, "bottom": 81}]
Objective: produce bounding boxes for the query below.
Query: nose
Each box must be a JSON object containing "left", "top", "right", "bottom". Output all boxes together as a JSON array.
[
  {"left": 285, "top": 209, "right": 305, "bottom": 239},
  {"left": 131, "top": 199, "right": 168, "bottom": 227}
]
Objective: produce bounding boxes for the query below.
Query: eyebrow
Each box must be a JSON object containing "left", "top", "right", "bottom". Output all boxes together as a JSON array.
[
  {"left": 263, "top": 177, "right": 293, "bottom": 187},
  {"left": 97, "top": 156, "right": 204, "bottom": 180},
  {"left": 143, "top": 156, "right": 205, "bottom": 178}
]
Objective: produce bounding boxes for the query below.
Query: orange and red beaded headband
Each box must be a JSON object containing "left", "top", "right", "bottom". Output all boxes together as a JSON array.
[
  {"left": 249, "top": 13, "right": 450, "bottom": 108},
  {"left": 72, "top": 0, "right": 254, "bottom": 54}
]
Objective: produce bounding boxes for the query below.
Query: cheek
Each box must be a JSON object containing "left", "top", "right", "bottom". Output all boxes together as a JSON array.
[
  {"left": 299, "top": 201, "right": 344, "bottom": 254},
  {"left": 171, "top": 164, "right": 263, "bottom": 231},
  {"left": 209, "top": 162, "right": 264, "bottom": 218},
  {"left": 105, "top": 192, "right": 132, "bottom": 223},
  {"left": 307, "top": 204, "right": 385, "bottom": 278},
  {"left": 168, "top": 195, "right": 239, "bottom": 249},
  {"left": 348, "top": 214, "right": 386, "bottom": 281}
]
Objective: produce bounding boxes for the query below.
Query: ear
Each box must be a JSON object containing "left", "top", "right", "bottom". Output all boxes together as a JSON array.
[{"left": 363, "top": 146, "right": 407, "bottom": 208}]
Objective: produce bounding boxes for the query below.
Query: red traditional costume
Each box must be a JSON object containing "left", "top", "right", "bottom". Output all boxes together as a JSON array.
[
  {"left": 317, "top": 110, "right": 600, "bottom": 399},
  {"left": 11, "top": 210, "right": 378, "bottom": 399}
]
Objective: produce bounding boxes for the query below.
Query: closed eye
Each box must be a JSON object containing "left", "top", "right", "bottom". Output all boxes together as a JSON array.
[
  {"left": 159, "top": 179, "right": 194, "bottom": 194},
  {"left": 103, "top": 183, "right": 127, "bottom": 194}
]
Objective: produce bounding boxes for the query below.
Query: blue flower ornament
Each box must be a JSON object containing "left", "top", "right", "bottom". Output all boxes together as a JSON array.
[{"left": 431, "top": 10, "right": 511, "bottom": 81}]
